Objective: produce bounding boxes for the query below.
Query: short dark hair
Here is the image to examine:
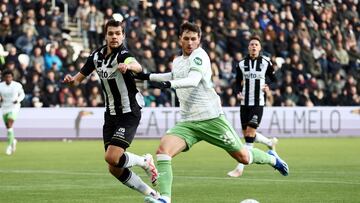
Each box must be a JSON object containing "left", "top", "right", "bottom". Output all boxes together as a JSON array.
[
  {"left": 179, "top": 22, "right": 201, "bottom": 37},
  {"left": 2, "top": 69, "right": 13, "bottom": 77},
  {"left": 249, "top": 35, "right": 262, "bottom": 45},
  {"left": 105, "top": 19, "right": 125, "bottom": 34}
]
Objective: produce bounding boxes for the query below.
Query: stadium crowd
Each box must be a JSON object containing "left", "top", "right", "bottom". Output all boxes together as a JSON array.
[{"left": 0, "top": 0, "right": 359, "bottom": 108}]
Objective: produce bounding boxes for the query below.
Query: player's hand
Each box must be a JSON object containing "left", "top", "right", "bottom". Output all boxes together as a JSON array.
[
  {"left": 262, "top": 84, "right": 270, "bottom": 93},
  {"left": 13, "top": 100, "right": 18, "bottom": 104},
  {"left": 237, "top": 92, "right": 244, "bottom": 100},
  {"left": 118, "top": 63, "right": 128, "bottom": 74},
  {"left": 62, "top": 74, "right": 75, "bottom": 86}
]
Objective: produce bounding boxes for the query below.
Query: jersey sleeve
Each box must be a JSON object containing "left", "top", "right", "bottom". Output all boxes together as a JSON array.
[
  {"left": 189, "top": 51, "right": 205, "bottom": 73},
  {"left": 117, "top": 49, "right": 136, "bottom": 64},
  {"left": 80, "top": 53, "right": 96, "bottom": 76},
  {"left": 235, "top": 63, "right": 243, "bottom": 94}
]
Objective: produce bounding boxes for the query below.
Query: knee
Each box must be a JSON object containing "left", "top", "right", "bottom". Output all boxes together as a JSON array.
[
  {"left": 105, "top": 152, "right": 122, "bottom": 166},
  {"left": 234, "top": 149, "right": 250, "bottom": 165},
  {"left": 244, "top": 129, "right": 255, "bottom": 138}
]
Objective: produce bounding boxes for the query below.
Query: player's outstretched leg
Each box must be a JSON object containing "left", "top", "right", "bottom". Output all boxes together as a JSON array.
[
  {"left": 144, "top": 154, "right": 172, "bottom": 203},
  {"left": 244, "top": 147, "right": 289, "bottom": 176},
  {"left": 267, "top": 150, "right": 289, "bottom": 176},
  {"left": 113, "top": 167, "right": 159, "bottom": 198},
  {"left": 142, "top": 153, "right": 159, "bottom": 186}
]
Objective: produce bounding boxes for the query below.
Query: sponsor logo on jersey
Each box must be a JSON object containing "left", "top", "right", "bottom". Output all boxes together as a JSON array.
[
  {"left": 193, "top": 57, "right": 202, "bottom": 65},
  {"left": 114, "top": 127, "right": 126, "bottom": 138}
]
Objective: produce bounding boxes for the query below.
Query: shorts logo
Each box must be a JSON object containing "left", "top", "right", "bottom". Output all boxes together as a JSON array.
[
  {"left": 220, "top": 131, "right": 236, "bottom": 146},
  {"left": 114, "top": 128, "right": 125, "bottom": 138},
  {"left": 193, "top": 57, "right": 202, "bottom": 65},
  {"left": 250, "top": 115, "right": 258, "bottom": 124}
]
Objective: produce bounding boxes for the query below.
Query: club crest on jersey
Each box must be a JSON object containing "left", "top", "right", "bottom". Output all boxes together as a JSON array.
[
  {"left": 193, "top": 57, "right": 202, "bottom": 65},
  {"left": 121, "top": 50, "right": 128, "bottom": 54}
]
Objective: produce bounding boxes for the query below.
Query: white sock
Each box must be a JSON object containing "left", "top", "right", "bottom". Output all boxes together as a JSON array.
[
  {"left": 157, "top": 154, "right": 172, "bottom": 161},
  {"left": 7, "top": 128, "right": 14, "bottom": 133},
  {"left": 123, "top": 152, "right": 146, "bottom": 168},
  {"left": 161, "top": 196, "right": 171, "bottom": 203},
  {"left": 235, "top": 163, "right": 245, "bottom": 171},
  {"left": 254, "top": 132, "right": 272, "bottom": 147},
  {"left": 245, "top": 144, "right": 253, "bottom": 164},
  {"left": 123, "top": 170, "right": 156, "bottom": 196},
  {"left": 270, "top": 156, "right": 276, "bottom": 166}
]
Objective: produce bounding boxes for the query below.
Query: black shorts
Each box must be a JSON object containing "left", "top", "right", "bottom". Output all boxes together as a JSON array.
[
  {"left": 103, "top": 111, "right": 141, "bottom": 150},
  {"left": 240, "top": 106, "right": 264, "bottom": 130}
]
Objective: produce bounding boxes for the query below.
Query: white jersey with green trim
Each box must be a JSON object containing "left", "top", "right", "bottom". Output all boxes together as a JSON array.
[
  {"left": 0, "top": 81, "right": 25, "bottom": 114},
  {"left": 172, "top": 47, "right": 223, "bottom": 121}
]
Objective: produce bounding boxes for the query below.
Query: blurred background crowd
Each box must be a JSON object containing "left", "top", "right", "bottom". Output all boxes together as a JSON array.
[{"left": 0, "top": 0, "right": 359, "bottom": 108}]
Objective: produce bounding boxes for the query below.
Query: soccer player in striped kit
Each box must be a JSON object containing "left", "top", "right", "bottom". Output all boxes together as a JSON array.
[
  {"left": 0, "top": 70, "right": 25, "bottom": 155},
  {"left": 227, "top": 36, "right": 280, "bottom": 177},
  {"left": 63, "top": 19, "right": 159, "bottom": 199}
]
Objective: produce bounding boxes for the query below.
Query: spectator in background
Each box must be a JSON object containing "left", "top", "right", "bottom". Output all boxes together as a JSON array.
[
  {"left": 44, "top": 45, "right": 62, "bottom": 71},
  {"left": 85, "top": 4, "right": 104, "bottom": 50},
  {"left": 87, "top": 86, "right": 103, "bottom": 107},
  {"left": 15, "top": 29, "right": 36, "bottom": 55},
  {"left": 0, "top": 15, "right": 12, "bottom": 44},
  {"left": 41, "top": 84, "right": 59, "bottom": 107},
  {"left": 140, "top": 49, "right": 157, "bottom": 73},
  {"left": 36, "top": 18, "right": 51, "bottom": 41}
]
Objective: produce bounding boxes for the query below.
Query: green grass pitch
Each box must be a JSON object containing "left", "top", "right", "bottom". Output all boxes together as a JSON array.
[{"left": 0, "top": 138, "right": 359, "bottom": 203}]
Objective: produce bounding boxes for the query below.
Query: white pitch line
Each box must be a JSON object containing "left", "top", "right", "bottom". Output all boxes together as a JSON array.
[{"left": 0, "top": 169, "right": 359, "bottom": 186}]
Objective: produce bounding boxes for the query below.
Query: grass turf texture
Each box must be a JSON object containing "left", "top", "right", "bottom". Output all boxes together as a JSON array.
[{"left": 0, "top": 138, "right": 359, "bottom": 203}]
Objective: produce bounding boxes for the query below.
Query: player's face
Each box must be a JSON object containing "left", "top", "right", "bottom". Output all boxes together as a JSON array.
[
  {"left": 4, "top": 74, "right": 13, "bottom": 85},
  {"left": 179, "top": 30, "right": 200, "bottom": 56},
  {"left": 106, "top": 26, "right": 124, "bottom": 49},
  {"left": 248, "top": 39, "right": 261, "bottom": 57}
]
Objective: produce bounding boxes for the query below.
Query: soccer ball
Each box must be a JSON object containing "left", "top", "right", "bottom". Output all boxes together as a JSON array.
[{"left": 240, "top": 199, "right": 259, "bottom": 203}]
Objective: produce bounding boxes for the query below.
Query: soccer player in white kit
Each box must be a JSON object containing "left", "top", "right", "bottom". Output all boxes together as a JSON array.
[
  {"left": 136, "top": 22, "right": 289, "bottom": 203},
  {"left": 0, "top": 70, "right": 25, "bottom": 155}
]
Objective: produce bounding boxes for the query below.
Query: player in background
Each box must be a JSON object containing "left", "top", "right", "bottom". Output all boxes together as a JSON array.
[
  {"left": 136, "top": 22, "right": 289, "bottom": 203},
  {"left": 0, "top": 70, "right": 25, "bottom": 155},
  {"left": 63, "top": 19, "right": 159, "bottom": 199},
  {"left": 228, "top": 36, "right": 279, "bottom": 177}
]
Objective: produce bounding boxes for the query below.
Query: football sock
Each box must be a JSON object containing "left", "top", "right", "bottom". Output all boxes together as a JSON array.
[
  {"left": 249, "top": 148, "right": 275, "bottom": 165},
  {"left": 254, "top": 132, "right": 272, "bottom": 148},
  {"left": 7, "top": 128, "right": 14, "bottom": 146},
  {"left": 157, "top": 154, "right": 172, "bottom": 199},
  {"left": 118, "top": 168, "right": 156, "bottom": 196},
  {"left": 117, "top": 152, "right": 146, "bottom": 168}
]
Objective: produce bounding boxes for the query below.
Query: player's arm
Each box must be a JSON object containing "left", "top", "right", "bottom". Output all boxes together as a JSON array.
[
  {"left": 14, "top": 85, "right": 25, "bottom": 104},
  {"left": 134, "top": 69, "right": 201, "bottom": 89},
  {"left": 63, "top": 72, "right": 86, "bottom": 87},
  {"left": 63, "top": 53, "right": 95, "bottom": 86},
  {"left": 118, "top": 57, "right": 142, "bottom": 74}
]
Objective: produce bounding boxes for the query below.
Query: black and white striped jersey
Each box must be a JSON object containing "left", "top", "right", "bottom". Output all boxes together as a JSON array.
[
  {"left": 235, "top": 55, "right": 276, "bottom": 106},
  {"left": 80, "top": 44, "right": 142, "bottom": 115}
]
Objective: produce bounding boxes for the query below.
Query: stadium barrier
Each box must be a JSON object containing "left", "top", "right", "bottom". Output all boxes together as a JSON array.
[{"left": 2, "top": 107, "right": 360, "bottom": 139}]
